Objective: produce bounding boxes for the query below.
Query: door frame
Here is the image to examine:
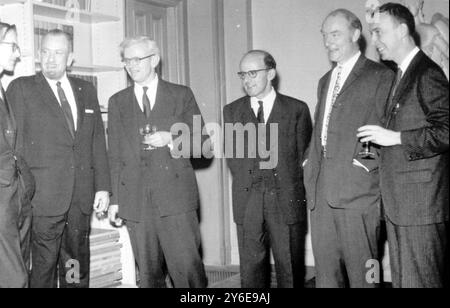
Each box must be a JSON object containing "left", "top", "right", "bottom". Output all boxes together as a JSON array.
[{"left": 125, "top": 0, "right": 189, "bottom": 85}]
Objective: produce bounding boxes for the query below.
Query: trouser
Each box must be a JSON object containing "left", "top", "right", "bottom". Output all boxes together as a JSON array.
[
  {"left": 126, "top": 180, "right": 207, "bottom": 288},
  {"left": 0, "top": 183, "right": 29, "bottom": 288},
  {"left": 385, "top": 216, "right": 448, "bottom": 288},
  {"left": 311, "top": 162, "right": 381, "bottom": 288},
  {"left": 30, "top": 203, "right": 91, "bottom": 288},
  {"left": 237, "top": 180, "right": 306, "bottom": 288}
]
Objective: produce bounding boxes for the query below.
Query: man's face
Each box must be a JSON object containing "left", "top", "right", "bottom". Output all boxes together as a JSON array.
[
  {"left": 321, "top": 15, "right": 360, "bottom": 64},
  {"left": 123, "top": 42, "right": 158, "bottom": 84},
  {"left": 239, "top": 54, "right": 274, "bottom": 99},
  {"left": 40, "top": 35, "right": 73, "bottom": 80},
  {"left": 0, "top": 30, "right": 20, "bottom": 72},
  {"left": 371, "top": 13, "right": 402, "bottom": 62}
]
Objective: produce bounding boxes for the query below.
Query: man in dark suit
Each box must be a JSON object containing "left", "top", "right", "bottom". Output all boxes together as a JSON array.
[
  {"left": 358, "top": 3, "right": 449, "bottom": 288},
  {"left": 304, "top": 9, "right": 394, "bottom": 288},
  {"left": 107, "top": 37, "right": 208, "bottom": 288},
  {"left": 0, "top": 21, "right": 34, "bottom": 288},
  {"left": 7, "top": 29, "right": 111, "bottom": 288},
  {"left": 223, "top": 50, "right": 312, "bottom": 288}
]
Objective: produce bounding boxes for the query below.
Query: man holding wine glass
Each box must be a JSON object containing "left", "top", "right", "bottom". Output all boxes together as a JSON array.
[
  {"left": 358, "top": 3, "right": 449, "bottom": 288},
  {"left": 303, "top": 9, "right": 394, "bottom": 288},
  {"left": 107, "top": 37, "right": 208, "bottom": 288}
]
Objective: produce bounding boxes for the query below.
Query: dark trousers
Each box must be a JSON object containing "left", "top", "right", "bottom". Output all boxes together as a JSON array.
[
  {"left": 311, "top": 163, "right": 381, "bottom": 288},
  {"left": 385, "top": 216, "right": 448, "bottom": 288},
  {"left": 0, "top": 184, "right": 30, "bottom": 288},
  {"left": 126, "top": 182, "right": 207, "bottom": 288},
  {"left": 30, "top": 203, "right": 91, "bottom": 288},
  {"left": 237, "top": 181, "right": 306, "bottom": 288}
]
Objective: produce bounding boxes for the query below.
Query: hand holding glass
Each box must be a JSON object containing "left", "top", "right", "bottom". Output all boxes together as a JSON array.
[{"left": 140, "top": 124, "right": 158, "bottom": 151}]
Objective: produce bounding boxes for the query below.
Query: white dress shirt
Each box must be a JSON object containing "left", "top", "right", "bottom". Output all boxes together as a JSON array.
[
  {"left": 250, "top": 87, "right": 277, "bottom": 124},
  {"left": 321, "top": 51, "right": 361, "bottom": 146},
  {"left": 45, "top": 73, "right": 78, "bottom": 130},
  {"left": 134, "top": 74, "right": 159, "bottom": 112},
  {"left": 399, "top": 47, "right": 420, "bottom": 78}
]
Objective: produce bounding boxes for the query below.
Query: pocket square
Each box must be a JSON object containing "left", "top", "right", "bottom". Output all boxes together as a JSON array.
[{"left": 85, "top": 109, "right": 94, "bottom": 114}]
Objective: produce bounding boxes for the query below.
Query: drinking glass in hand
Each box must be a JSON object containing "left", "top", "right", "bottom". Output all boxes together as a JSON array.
[
  {"left": 358, "top": 141, "right": 376, "bottom": 160},
  {"left": 140, "top": 124, "right": 158, "bottom": 151}
]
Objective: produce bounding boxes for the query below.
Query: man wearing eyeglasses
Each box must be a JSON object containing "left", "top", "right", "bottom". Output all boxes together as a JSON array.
[
  {"left": 7, "top": 29, "right": 111, "bottom": 288},
  {"left": 223, "top": 50, "right": 312, "bottom": 288},
  {"left": 107, "top": 37, "right": 208, "bottom": 288}
]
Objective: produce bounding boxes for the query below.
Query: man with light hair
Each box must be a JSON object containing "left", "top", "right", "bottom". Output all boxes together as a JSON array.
[{"left": 108, "top": 37, "right": 208, "bottom": 288}]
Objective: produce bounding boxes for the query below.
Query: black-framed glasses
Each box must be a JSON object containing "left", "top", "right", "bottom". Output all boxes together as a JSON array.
[
  {"left": 122, "top": 54, "right": 156, "bottom": 66},
  {"left": 0, "top": 42, "right": 20, "bottom": 54},
  {"left": 237, "top": 68, "right": 270, "bottom": 80}
]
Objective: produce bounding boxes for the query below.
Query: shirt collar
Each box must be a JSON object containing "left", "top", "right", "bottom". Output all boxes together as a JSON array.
[
  {"left": 44, "top": 73, "right": 70, "bottom": 87},
  {"left": 337, "top": 51, "right": 361, "bottom": 71},
  {"left": 251, "top": 87, "right": 276, "bottom": 105},
  {"left": 135, "top": 74, "right": 159, "bottom": 92},
  {"left": 399, "top": 47, "right": 420, "bottom": 77}
]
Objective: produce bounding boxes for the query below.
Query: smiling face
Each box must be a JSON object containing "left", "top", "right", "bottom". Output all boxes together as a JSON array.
[
  {"left": 239, "top": 53, "right": 275, "bottom": 99},
  {"left": 0, "top": 29, "right": 21, "bottom": 73},
  {"left": 321, "top": 14, "right": 361, "bottom": 64},
  {"left": 40, "top": 34, "right": 73, "bottom": 80},
  {"left": 371, "top": 12, "right": 403, "bottom": 63},
  {"left": 123, "top": 41, "right": 160, "bottom": 85}
]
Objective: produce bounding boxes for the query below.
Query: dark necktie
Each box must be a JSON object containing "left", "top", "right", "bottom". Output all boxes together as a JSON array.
[
  {"left": 257, "top": 100, "right": 265, "bottom": 124},
  {"left": 56, "top": 81, "right": 75, "bottom": 139},
  {"left": 142, "top": 87, "right": 151, "bottom": 118},
  {"left": 385, "top": 68, "right": 403, "bottom": 129}
]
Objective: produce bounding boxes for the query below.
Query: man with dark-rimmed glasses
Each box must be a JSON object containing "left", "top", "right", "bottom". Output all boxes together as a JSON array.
[
  {"left": 223, "top": 50, "right": 312, "bottom": 288},
  {"left": 107, "top": 36, "right": 208, "bottom": 288}
]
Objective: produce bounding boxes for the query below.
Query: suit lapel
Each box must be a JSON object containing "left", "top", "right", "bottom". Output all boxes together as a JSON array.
[
  {"left": 337, "top": 55, "right": 366, "bottom": 99},
  {"left": 314, "top": 72, "right": 331, "bottom": 144},
  {"left": 35, "top": 73, "right": 73, "bottom": 140},
  {"left": 150, "top": 80, "right": 176, "bottom": 130},
  {"left": 239, "top": 97, "right": 257, "bottom": 125},
  {"left": 392, "top": 51, "right": 423, "bottom": 106},
  {"left": 121, "top": 87, "right": 141, "bottom": 161},
  {"left": 68, "top": 77, "right": 85, "bottom": 138},
  {"left": 267, "top": 94, "right": 287, "bottom": 126},
  {"left": 386, "top": 51, "right": 423, "bottom": 124}
]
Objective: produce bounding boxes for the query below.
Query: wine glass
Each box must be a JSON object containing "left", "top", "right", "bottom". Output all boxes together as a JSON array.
[
  {"left": 140, "top": 124, "right": 158, "bottom": 151},
  {"left": 358, "top": 141, "right": 376, "bottom": 160}
]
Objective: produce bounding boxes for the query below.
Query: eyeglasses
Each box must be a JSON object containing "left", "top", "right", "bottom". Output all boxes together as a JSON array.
[
  {"left": 122, "top": 54, "right": 156, "bottom": 66},
  {"left": 0, "top": 42, "right": 20, "bottom": 54},
  {"left": 237, "top": 68, "right": 270, "bottom": 80}
]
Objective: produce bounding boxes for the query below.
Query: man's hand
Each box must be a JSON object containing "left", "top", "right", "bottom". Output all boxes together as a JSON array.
[
  {"left": 143, "top": 131, "right": 173, "bottom": 148},
  {"left": 108, "top": 204, "right": 124, "bottom": 227},
  {"left": 93, "top": 191, "right": 110, "bottom": 216},
  {"left": 357, "top": 125, "right": 402, "bottom": 147}
]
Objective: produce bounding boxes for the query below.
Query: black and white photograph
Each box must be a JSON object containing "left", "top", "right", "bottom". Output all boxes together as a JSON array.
[{"left": 0, "top": 0, "right": 448, "bottom": 295}]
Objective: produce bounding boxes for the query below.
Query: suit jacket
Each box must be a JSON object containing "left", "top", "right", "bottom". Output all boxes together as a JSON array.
[
  {"left": 0, "top": 92, "right": 34, "bottom": 214},
  {"left": 381, "top": 51, "right": 449, "bottom": 226},
  {"left": 0, "top": 96, "right": 18, "bottom": 207},
  {"left": 108, "top": 79, "right": 208, "bottom": 221},
  {"left": 304, "top": 55, "right": 395, "bottom": 210},
  {"left": 7, "top": 73, "right": 111, "bottom": 217},
  {"left": 223, "top": 93, "right": 312, "bottom": 225}
]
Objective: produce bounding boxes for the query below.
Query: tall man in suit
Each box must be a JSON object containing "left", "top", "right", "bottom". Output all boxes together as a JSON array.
[
  {"left": 107, "top": 37, "right": 208, "bottom": 288},
  {"left": 358, "top": 3, "right": 449, "bottom": 288},
  {"left": 223, "top": 50, "right": 312, "bottom": 288},
  {"left": 7, "top": 30, "right": 111, "bottom": 288},
  {"left": 0, "top": 21, "right": 35, "bottom": 288},
  {"left": 303, "top": 9, "right": 394, "bottom": 288}
]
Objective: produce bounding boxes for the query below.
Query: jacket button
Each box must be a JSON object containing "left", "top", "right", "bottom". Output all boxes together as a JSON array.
[
  {"left": 244, "top": 188, "right": 249, "bottom": 192},
  {"left": 248, "top": 170, "right": 253, "bottom": 174}
]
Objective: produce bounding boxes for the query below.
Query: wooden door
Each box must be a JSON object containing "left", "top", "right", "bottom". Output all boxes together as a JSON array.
[{"left": 126, "top": 0, "right": 188, "bottom": 84}]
